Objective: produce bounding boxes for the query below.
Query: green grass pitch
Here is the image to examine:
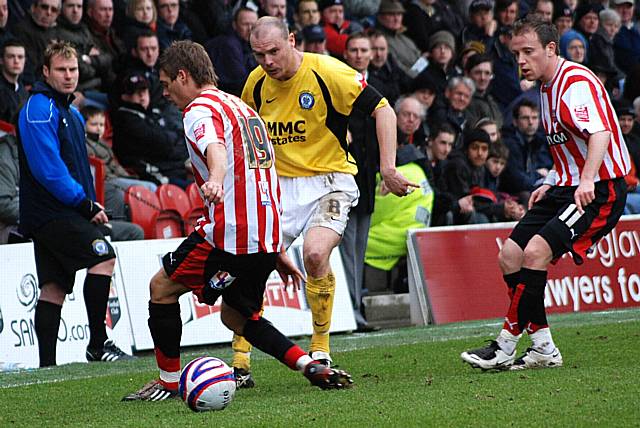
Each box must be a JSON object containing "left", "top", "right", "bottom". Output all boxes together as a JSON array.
[{"left": 1, "top": 309, "right": 639, "bottom": 427}]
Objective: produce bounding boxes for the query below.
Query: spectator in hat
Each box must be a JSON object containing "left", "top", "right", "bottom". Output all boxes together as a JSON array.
[
  {"left": 302, "top": 23, "right": 328, "bottom": 54},
  {"left": 464, "top": 53, "right": 503, "bottom": 129},
  {"left": 488, "top": 23, "right": 522, "bottom": 112},
  {"left": 205, "top": 7, "right": 258, "bottom": 96},
  {"left": 613, "top": 0, "right": 640, "bottom": 75},
  {"left": 461, "top": 0, "right": 497, "bottom": 51},
  {"left": 367, "top": 28, "right": 410, "bottom": 106},
  {"left": 553, "top": 2, "right": 574, "bottom": 36},
  {"left": 320, "top": 0, "right": 362, "bottom": 56},
  {"left": 403, "top": 0, "right": 464, "bottom": 53},
  {"left": 375, "top": 0, "right": 423, "bottom": 78},
  {"left": 454, "top": 40, "right": 486, "bottom": 75},
  {"left": 112, "top": 72, "right": 190, "bottom": 188},
  {"left": 415, "top": 30, "right": 457, "bottom": 97},
  {"left": 293, "top": 0, "right": 320, "bottom": 32},
  {"left": 495, "top": 0, "right": 518, "bottom": 28},
  {"left": 410, "top": 71, "right": 438, "bottom": 113},
  {"left": 560, "top": 29, "right": 587, "bottom": 63},
  {"left": 573, "top": 1, "right": 602, "bottom": 42}
]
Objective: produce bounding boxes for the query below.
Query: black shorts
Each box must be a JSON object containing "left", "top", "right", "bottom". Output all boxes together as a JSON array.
[
  {"left": 510, "top": 178, "right": 627, "bottom": 264},
  {"left": 31, "top": 217, "right": 116, "bottom": 293},
  {"left": 162, "top": 232, "right": 277, "bottom": 318}
]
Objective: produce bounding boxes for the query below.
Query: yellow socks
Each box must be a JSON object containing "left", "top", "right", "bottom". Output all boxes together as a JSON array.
[
  {"left": 305, "top": 272, "right": 335, "bottom": 354},
  {"left": 231, "top": 306, "right": 263, "bottom": 370},
  {"left": 231, "top": 334, "right": 252, "bottom": 371}
]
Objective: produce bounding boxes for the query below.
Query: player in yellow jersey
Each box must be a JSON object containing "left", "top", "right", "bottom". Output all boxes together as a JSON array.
[{"left": 231, "top": 16, "right": 417, "bottom": 387}]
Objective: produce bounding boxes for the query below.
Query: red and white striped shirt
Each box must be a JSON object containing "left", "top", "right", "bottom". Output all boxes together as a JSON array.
[
  {"left": 183, "top": 88, "right": 282, "bottom": 255},
  {"left": 539, "top": 58, "right": 630, "bottom": 186}
]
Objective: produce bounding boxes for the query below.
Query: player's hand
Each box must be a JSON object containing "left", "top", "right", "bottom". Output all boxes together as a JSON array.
[
  {"left": 201, "top": 180, "right": 224, "bottom": 204},
  {"left": 574, "top": 178, "right": 595, "bottom": 214},
  {"left": 90, "top": 209, "right": 108, "bottom": 224},
  {"left": 529, "top": 184, "right": 550, "bottom": 210},
  {"left": 276, "top": 251, "right": 305, "bottom": 291},
  {"left": 380, "top": 167, "right": 419, "bottom": 197}
]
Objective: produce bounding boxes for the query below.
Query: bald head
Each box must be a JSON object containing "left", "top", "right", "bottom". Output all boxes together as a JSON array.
[
  {"left": 251, "top": 16, "right": 289, "bottom": 40},
  {"left": 250, "top": 16, "right": 301, "bottom": 81}
]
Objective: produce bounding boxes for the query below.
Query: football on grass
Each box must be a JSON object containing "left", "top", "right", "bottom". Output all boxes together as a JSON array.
[{"left": 179, "top": 356, "right": 236, "bottom": 412}]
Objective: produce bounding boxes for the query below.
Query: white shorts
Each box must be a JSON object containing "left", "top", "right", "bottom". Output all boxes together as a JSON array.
[{"left": 280, "top": 173, "right": 359, "bottom": 247}]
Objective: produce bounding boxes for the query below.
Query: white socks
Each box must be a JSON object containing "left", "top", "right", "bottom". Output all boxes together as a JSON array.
[
  {"left": 530, "top": 327, "right": 556, "bottom": 354},
  {"left": 295, "top": 354, "right": 314, "bottom": 371},
  {"left": 496, "top": 329, "right": 521, "bottom": 355}
]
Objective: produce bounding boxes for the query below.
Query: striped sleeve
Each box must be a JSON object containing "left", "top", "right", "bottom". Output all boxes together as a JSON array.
[{"left": 560, "top": 77, "right": 609, "bottom": 136}]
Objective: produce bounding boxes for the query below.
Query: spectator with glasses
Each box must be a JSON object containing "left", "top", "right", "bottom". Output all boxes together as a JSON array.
[{"left": 13, "top": 0, "right": 60, "bottom": 85}]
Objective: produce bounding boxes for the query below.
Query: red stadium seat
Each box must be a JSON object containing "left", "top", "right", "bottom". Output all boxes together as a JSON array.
[
  {"left": 124, "top": 186, "right": 161, "bottom": 239},
  {"left": 184, "top": 183, "right": 205, "bottom": 235},
  {"left": 186, "top": 182, "right": 202, "bottom": 208},
  {"left": 155, "top": 212, "right": 184, "bottom": 239},
  {"left": 88, "top": 156, "right": 105, "bottom": 206},
  {"left": 157, "top": 184, "right": 191, "bottom": 218}
]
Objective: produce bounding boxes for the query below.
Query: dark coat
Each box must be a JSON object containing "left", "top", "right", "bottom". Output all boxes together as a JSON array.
[
  {"left": 500, "top": 125, "right": 553, "bottom": 194},
  {"left": 205, "top": 31, "right": 257, "bottom": 97},
  {"left": 112, "top": 101, "right": 188, "bottom": 183}
]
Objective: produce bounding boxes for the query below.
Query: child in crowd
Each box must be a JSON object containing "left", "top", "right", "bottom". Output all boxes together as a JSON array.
[
  {"left": 82, "top": 106, "right": 158, "bottom": 220},
  {"left": 484, "top": 140, "right": 525, "bottom": 221}
]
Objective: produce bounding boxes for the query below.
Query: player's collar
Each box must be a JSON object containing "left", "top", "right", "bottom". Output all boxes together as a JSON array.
[{"left": 542, "top": 57, "right": 564, "bottom": 90}]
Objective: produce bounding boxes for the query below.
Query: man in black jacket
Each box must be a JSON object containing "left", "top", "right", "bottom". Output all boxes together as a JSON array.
[
  {"left": 500, "top": 99, "right": 553, "bottom": 203},
  {"left": 17, "top": 42, "right": 134, "bottom": 366},
  {"left": 0, "top": 40, "right": 28, "bottom": 123},
  {"left": 340, "top": 32, "right": 381, "bottom": 332},
  {"left": 112, "top": 72, "right": 190, "bottom": 188}
]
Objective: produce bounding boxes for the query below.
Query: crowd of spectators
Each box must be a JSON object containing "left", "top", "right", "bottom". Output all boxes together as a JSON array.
[{"left": 1, "top": 0, "right": 639, "bottom": 269}]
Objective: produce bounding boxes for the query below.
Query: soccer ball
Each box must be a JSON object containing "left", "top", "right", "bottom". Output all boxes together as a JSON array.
[{"left": 179, "top": 356, "right": 236, "bottom": 412}]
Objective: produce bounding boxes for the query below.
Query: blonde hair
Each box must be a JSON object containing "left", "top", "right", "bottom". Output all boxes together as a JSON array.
[{"left": 126, "top": 0, "right": 156, "bottom": 24}]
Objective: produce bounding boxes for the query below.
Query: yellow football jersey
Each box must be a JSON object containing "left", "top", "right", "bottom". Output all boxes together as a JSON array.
[{"left": 242, "top": 53, "right": 387, "bottom": 177}]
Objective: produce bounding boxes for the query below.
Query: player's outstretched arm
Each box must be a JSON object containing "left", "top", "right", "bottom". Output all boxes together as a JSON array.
[{"left": 372, "top": 104, "right": 419, "bottom": 196}]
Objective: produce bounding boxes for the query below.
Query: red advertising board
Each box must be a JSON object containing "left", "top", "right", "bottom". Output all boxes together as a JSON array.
[{"left": 411, "top": 216, "right": 640, "bottom": 324}]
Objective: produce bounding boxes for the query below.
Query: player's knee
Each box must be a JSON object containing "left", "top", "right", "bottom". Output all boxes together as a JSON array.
[
  {"left": 522, "top": 238, "right": 552, "bottom": 267},
  {"left": 89, "top": 257, "right": 116, "bottom": 275},
  {"left": 498, "top": 240, "right": 523, "bottom": 271},
  {"left": 303, "top": 248, "right": 329, "bottom": 275},
  {"left": 149, "top": 270, "right": 174, "bottom": 303}
]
